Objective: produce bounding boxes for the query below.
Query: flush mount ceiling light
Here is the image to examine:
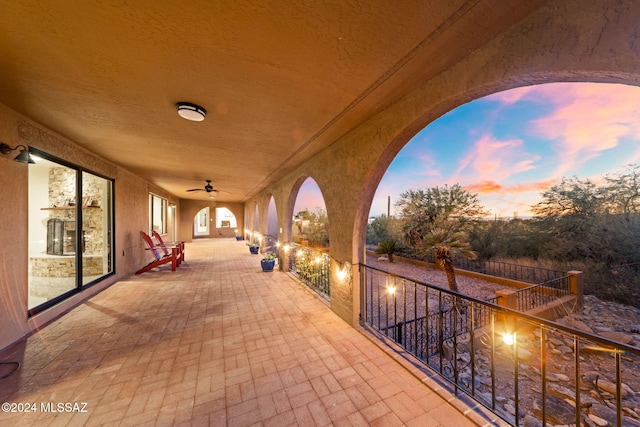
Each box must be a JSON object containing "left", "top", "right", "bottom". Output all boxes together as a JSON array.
[{"left": 176, "top": 102, "right": 206, "bottom": 121}]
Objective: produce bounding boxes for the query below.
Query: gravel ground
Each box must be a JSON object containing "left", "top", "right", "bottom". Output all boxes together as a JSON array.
[{"left": 366, "top": 254, "right": 507, "bottom": 300}]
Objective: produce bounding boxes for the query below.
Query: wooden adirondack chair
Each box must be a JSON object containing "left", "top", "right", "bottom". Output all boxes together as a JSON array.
[
  {"left": 135, "top": 231, "right": 183, "bottom": 274},
  {"left": 152, "top": 230, "right": 185, "bottom": 262}
]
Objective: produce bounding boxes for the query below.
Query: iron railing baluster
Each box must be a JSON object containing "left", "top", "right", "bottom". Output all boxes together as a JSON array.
[{"left": 360, "top": 263, "right": 640, "bottom": 427}]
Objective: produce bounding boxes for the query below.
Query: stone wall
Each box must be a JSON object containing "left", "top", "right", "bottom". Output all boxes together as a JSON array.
[{"left": 44, "top": 167, "right": 105, "bottom": 255}]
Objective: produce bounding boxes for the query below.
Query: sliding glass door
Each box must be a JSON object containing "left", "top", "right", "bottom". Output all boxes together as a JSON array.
[
  {"left": 28, "top": 151, "right": 114, "bottom": 315},
  {"left": 81, "top": 171, "right": 113, "bottom": 286}
]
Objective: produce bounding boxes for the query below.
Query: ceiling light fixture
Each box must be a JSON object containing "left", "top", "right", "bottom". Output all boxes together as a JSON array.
[
  {"left": 176, "top": 102, "right": 206, "bottom": 122},
  {"left": 0, "top": 143, "right": 35, "bottom": 164}
]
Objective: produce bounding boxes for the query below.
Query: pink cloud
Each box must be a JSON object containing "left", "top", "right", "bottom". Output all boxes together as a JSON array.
[
  {"left": 526, "top": 83, "right": 640, "bottom": 175},
  {"left": 464, "top": 178, "right": 556, "bottom": 195},
  {"left": 464, "top": 181, "right": 503, "bottom": 193},
  {"left": 486, "top": 86, "right": 537, "bottom": 105},
  {"left": 454, "top": 135, "right": 539, "bottom": 183}
]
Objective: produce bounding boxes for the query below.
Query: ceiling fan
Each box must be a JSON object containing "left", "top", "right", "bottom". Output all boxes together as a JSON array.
[{"left": 186, "top": 180, "right": 230, "bottom": 197}]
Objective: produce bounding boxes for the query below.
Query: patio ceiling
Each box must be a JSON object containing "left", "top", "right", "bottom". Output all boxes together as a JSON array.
[{"left": 0, "top": 0, "right": 544, "bottom": 202}]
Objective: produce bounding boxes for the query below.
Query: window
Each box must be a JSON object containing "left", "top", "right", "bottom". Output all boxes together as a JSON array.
[
  {"left": 149, "top": 193, "right": 167, "bottom": 234},
  {"left": 28, "top": 149, "right": 115, "bottom": 315},
  {"left": 215, "top": 207, "right": 237, "bottom": 228}
]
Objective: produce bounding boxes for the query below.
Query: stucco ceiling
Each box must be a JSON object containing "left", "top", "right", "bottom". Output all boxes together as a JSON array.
[{"left": 0, "top": 0, "right": 545, "bottom": 202}]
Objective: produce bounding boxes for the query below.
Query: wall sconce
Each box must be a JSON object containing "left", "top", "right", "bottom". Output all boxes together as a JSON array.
[
  {"left": 0, "top": 143, "right": 35, "bottom": 164},
  {"left": 336, "top": 264, "right": 350, "bottom": 281}
]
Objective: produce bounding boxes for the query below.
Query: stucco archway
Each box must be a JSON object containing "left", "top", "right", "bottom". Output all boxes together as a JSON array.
[{"left": 246, "top": 0, "right": 640, "bottom": 325}]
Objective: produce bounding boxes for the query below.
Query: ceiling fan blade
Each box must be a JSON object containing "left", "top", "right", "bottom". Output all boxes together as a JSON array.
[{"left": 186, "top": 188, "right": 204, "bottom": 192}]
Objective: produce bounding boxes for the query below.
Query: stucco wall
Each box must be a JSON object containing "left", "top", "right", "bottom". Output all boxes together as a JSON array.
[
  {"left": 0, "top": 105, "right": 179, "bottom": 350},
  {"left": 177, "top": 200, "right": 244, "bottom": 243}
]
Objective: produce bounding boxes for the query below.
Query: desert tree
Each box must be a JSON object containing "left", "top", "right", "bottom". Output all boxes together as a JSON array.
[{"left": 396, "top": 184, "right": 486, "bottom": 292}]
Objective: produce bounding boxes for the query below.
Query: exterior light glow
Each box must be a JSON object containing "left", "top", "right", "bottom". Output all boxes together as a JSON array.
[
  {"left": 503, "top": 332, "right": 516, "bottom": 346},
  {"left": 387, "top": 285, "right": 396, "bottom": 295},
  {"left": 337, "top": 267, "right": 347, "bottom": 281}
]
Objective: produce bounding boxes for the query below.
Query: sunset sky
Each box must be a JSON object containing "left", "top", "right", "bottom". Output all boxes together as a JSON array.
[{"left": 295, "top": 82, "right": 640, "bottom": 218}]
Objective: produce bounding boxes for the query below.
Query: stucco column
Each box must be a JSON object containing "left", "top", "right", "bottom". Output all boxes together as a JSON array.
[
  {"left": 496, "top": 289, "right": 518, "bottom": 310},
  {"left": 567, "top": 270, "right": 584, "bottom": 311}
]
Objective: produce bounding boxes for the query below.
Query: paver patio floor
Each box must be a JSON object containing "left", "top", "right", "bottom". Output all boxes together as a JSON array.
[{"left": 0, "top": 238, "right": 503, "bottom": 426}]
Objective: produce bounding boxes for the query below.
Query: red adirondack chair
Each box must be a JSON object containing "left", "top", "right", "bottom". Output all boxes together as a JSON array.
[
  {"left": 152, "top": 230, "right": 185, "bottom": 262},
  {"left": 136, "top": 231, "right": 183, "bottom": 274}
]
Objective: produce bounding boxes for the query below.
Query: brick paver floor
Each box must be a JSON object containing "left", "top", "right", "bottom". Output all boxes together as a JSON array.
[{"left": 0, "top": 238, "right": 505, "bottom": 426}]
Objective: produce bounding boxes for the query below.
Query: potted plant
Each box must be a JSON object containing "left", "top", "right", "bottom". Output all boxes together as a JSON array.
[
  {"left": 375, "top": 239, "right": 401, "bottom": 263},
  {"left": 261, "top": 252, "right": 277, "bottom": 271},
  {"left": 247, "top": 242, "right": 259, "bottom": 254},
  {"left": 236, "top": 235, "right": 243, "bottom": 241}
]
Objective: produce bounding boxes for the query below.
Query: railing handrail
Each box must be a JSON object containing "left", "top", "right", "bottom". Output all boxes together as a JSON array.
[
  {"left": 361, "top": 263, "right": 640, "bottom": 357},
  {"left": 422, "top": 252, "right": 566, "bottom": 284},
  {"left": 513, "top": 276, "right": 570, "bottom": 296},
  {"left": 513, "top": 275, "right": 570, "bottom": 312},
  {"left": 362, "top": 263, "right": 640, "bottom": 426},
  {"left": 288, "top": 243, "right": 331, "bottom": 299}
]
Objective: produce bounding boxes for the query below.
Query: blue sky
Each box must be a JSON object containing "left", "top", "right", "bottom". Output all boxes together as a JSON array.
[{"left": 295, "top": 82, "right": 640, "bottom": 218}]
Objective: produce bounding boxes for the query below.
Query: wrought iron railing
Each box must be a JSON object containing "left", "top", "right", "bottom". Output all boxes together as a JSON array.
[
  {"left": 361, "top": 264, "right": 640, "bottom": 427},
  {"left": 515, "top": 276, "right": 570, "bottom": 312},
  {"left": 288, "top": 243, "right": 330, "bottom": 299},
  {"left": 424, "top": 253, "right": 565, "bottom": 284}
]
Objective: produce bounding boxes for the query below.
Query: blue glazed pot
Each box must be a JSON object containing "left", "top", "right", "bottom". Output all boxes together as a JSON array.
[
  {"left": 249, "top": 246, "right": 259, "bottom": 254},
  {"left": 236, "top": 235, "right": 243, "bottom": 241},
  {"left": 261, "top": 259, "right": 275, "bottom": 272}
]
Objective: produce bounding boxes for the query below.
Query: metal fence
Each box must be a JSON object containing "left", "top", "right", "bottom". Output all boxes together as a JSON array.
[
  {"left": 288, "top": 243, "right": 330, "bottom": 299},
  {"left": 361, "top": 263, "right": 640, "bottom": 427},
  {"left": 515, "top": 276, "right": 570, "bottom": 312},
  {"left": 425, "top": 253, "right": 565, "bottom": 284}
]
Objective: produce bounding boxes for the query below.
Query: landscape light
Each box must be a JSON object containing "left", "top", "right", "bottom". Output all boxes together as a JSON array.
[{"left": 503, "top": 332, "right": 516, "bottom": 346}]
